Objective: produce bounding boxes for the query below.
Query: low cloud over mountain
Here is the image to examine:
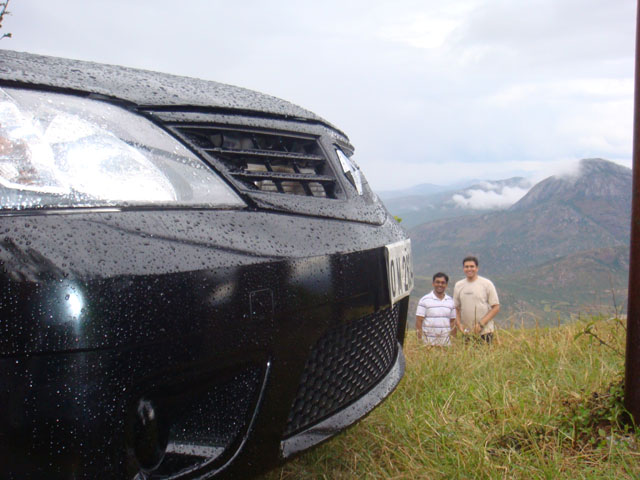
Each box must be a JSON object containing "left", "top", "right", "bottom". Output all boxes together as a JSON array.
[
  {"left": 451, "top": 180, "right": 532, "bottom": 210},
  {"left": 381, "top": 177, "right": 532, "bottom": 227}
]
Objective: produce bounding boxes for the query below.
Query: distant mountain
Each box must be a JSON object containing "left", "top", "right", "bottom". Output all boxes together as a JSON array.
[
  {"left": 377, "top": 183, "right": 452, "bottom": 200},
  {"left": 383, "top": 177, "right": 532, "bottom": 228},
  {"left": 511, "top": 158, "right": 632, "bottom": 239},
  {"left": 408, "top": 158, "right": 632, "bottom": 324},
  {"left": 377, "top": 178, "right": 488, "bottom": 200}
]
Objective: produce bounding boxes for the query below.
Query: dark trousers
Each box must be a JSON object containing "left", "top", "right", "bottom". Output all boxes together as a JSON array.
[
  {"left": 481, "top": 333, "right": 493, "bottom": 345},
  {"left": 464, "top": 333, "right": 493, "bottom": 345}
]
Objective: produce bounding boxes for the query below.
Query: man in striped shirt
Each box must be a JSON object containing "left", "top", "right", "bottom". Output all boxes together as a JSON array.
[{"left": 415, "top": 272, "right": 457, "bottom": 346}]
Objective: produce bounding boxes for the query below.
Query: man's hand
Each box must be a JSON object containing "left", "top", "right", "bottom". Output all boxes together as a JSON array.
[{"left": 474, "top": 305, "right": 500, "bottom": 334}]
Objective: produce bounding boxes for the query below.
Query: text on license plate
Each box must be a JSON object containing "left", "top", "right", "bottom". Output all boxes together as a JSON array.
[{"left": 384, "top": 239, "right": 414, "bottom": 305}]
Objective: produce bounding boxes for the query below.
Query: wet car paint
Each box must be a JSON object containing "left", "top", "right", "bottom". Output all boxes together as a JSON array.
[
  {"left": 1, "top": 210, "right": 405, "bottom": 356},
  {"left": 0, "top": 50, "right": 327, "bottom": 122},
  {"left": 0, "top": 50, "right": 410, "bottom": 479}
]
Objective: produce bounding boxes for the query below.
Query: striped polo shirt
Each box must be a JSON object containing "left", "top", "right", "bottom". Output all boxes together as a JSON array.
[{"left": 416, "top": 291, "right": 456, "bottom": 346}]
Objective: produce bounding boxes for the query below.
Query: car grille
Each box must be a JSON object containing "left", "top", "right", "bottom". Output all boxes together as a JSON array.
[
  {"left": 284, "top": 305, "right": 400, "bottom": 437},
  {"left": 170, "top": 125, "right": 339, "bottom": 198}
]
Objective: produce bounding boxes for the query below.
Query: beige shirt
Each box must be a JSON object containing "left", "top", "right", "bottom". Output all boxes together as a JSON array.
[{"left": 453, "top": 276, "right": 500, "bottom": 334}]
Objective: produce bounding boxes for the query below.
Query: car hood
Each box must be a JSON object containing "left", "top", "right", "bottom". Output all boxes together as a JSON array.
[{"left": 0, "top": 49, "right": 331, "bottom": 125}]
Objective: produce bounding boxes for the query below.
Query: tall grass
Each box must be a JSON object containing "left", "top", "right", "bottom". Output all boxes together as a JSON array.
[{"left": 263, "top": 318, "right": 638, "bottom": 479}]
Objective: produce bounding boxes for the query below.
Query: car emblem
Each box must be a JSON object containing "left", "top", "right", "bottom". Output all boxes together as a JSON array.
[{"left": 336, "top": 148, "right": 363, "bottom": 195}]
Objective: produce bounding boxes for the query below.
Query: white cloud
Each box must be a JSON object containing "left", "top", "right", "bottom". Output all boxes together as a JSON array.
[
  {"left": 451, "top": 185, "right": 530, "bottom": 209},
  {"left": 451, "top": 0, "right": 634, "bottom": 68},
  {"left": 484, "top": 78, "right": 633, "bottom": 108},
  {"left": 377, "top": 14, "right": 462, "bottom": 50}
]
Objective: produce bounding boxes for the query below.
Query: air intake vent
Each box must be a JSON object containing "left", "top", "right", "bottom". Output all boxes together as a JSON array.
[{"left": 172, "top": 126, "right": 338, "bottom": 198}]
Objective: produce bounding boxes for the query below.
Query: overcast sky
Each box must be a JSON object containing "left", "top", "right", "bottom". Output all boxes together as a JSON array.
[{"left": 1, "top": 0, "right": 636, "bottom": 191}]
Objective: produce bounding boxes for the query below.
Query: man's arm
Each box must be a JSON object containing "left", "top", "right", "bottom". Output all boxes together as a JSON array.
[
  {"left": 415, "top": 315, "right": 424, "bottom": 339},
  {"left": 473, "top": 304, "right": 500, "bottom": 334},
  {"left": 452, "top": 284, "right": 464, "bottom": 334},
  {"left": 454, "top": 308, "right": 464, "bottom": 334},
  {"left": 449, "top": 307, "right": 458, "bottom": 336}
]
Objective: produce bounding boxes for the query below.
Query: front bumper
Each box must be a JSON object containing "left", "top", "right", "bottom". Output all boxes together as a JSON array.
[
  {"left": 281, "top": 343, "right": 405, "bottom": 458},
  {"left": 0, "top": 209, "right": 408, "bottom": 479}
]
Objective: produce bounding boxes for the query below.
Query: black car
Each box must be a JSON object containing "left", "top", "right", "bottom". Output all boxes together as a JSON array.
[{"left": 0, "top": 50, "right": 413, "bottom": 479}]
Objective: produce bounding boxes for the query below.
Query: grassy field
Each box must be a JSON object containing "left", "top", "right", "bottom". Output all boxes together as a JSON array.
[{"left": 262, "top": 317, "right": 638, "bottom": 479}]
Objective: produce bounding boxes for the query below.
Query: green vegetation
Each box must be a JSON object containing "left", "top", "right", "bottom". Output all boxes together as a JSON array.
[{"left": 263, "top": 318, "right": 638, "bottom": 479}]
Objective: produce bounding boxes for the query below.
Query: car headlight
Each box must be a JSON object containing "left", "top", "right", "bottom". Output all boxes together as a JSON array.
[{"left": 0, "top": 87, "right": 245, "bottom": 210}]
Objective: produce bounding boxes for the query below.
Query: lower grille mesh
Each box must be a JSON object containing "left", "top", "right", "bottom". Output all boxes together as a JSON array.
[{"left": 284, "top": 305, "right": 399, "bottom": 437}]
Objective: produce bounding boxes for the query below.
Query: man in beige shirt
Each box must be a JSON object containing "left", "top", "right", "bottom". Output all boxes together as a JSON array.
[{"left": 453, "top": 256, "right": 500, "bottom": 344}]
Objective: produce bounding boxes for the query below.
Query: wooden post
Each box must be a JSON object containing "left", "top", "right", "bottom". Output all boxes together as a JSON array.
[{"left": 625, "top": 0, "right": 640, "bottom": 423}]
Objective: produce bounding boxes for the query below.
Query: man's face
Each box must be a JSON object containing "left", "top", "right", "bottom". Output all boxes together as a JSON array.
[
  {"left": 432, "top": 276, "right": 448, "bottom": 295},
  {"left": 463, "top": 261, "right": 478, "bottom": 279}
]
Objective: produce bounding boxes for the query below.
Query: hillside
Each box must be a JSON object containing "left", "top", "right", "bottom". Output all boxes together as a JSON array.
[
  {"left": 407, "top": 158, "right": 632, "bottom": 324},
  {"left": 409, "top": 245, "right": 629, "bottom": 326},
  {"left": 411, "top": 202, "right": 626, "bottom": 277},
  {"left": 495, "top": 245, "right": 629, "bottom": 325}
]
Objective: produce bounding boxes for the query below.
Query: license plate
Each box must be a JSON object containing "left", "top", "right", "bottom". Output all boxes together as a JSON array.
[{"left": 385, "top": 239, "right": 414, "bottom": 304}]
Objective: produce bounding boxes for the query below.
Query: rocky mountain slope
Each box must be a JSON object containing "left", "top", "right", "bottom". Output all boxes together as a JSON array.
[{"left": 495, "top": 245, "right": 629, "bottom": 324}]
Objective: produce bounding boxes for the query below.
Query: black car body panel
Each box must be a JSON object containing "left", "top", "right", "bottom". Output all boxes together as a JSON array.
[
  {"left": 0, "top": 50, "right": 411, "bottom": 479},
  {"left": 0, "top": 50, "right": 328, "bottom": 121}
]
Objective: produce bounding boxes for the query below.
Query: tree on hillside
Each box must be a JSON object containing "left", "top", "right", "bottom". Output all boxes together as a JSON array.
[{"left": 0, "top": 0, "right": 12, "bottom": 40}]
